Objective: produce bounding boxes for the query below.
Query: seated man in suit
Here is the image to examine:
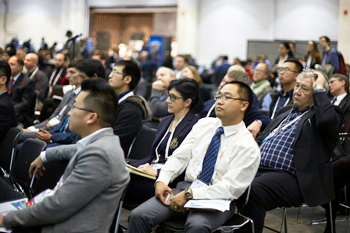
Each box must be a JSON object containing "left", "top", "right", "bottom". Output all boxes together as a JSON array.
[
  {"left": 0, "top": 61, "right": 17, "bottom": 144},
  {"left": 240, "top": 70, "right": 344, "bottom": 233},
  {"left": 7, "top": 55, "right": 35, "bottom": 127},
  {"left": 0, "top": 78, "right": 130, "bottom": 232},
  {"left": 145, "top": 67, "right": 176, "bottom": 129},
  {"left": 19, "top": 59, "right": 105, "bottom": 144},
  {"left": 108, "top": 59, "right": 149, "bottom": 155},
  {"left": 329, "top": 73, "right": 350, "bottom": 120},
  {"left": 47, "top": 53, "right": 68, "bottom": 96},
  {"left": 202, "top": 70, "right": 271, "bottom": 138},
  {"left": 128, "top": 81, "right": 260, "bottom": 233},
  {"left": 24, "top": 53, "right": 48, "bottom": 106}
]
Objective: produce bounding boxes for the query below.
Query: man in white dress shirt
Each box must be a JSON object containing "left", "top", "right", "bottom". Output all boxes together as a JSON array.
[
  {"left": 329, "top": 73, "right": 350, "bottom": 120},
  {"left": 128, "top": 81, "right": 261, "bottom": 233}
]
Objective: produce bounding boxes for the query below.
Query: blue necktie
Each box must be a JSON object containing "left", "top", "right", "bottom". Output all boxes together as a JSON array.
[{"left": 198, "top": 127, "right": 224, "bottom": 185}]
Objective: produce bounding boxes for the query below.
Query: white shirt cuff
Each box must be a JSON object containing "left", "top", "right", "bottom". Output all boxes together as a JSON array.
[
  {"left": 40, "top": 151, "right": 47, "bottom": 163},
  {"left": 27, "top": 126, "right": 37, "bottom": 132}
]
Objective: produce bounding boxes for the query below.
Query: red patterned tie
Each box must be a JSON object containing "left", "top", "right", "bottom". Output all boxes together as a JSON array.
[{"left": 8, "top": 78, "right": 14, "bottom": 94}]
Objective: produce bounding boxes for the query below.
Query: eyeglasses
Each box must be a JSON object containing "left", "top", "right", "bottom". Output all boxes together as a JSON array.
[
  {"left": 214, "top": 94, "right": 247, "bottom": 102},
  {"left": 70, "top": 104, "right": 95, "bottom": 113},
  {"left": 166, "top": 93, "right": 184, "bottom": 102},
  {"left": 253, "top": 69, "right": 265, "bottom": 74},
  {"left": 279, "top": 68, "right": 298, "bottom": 74},
  {"left": 111, "top": 70, "right": 127, "bottom": 76}
]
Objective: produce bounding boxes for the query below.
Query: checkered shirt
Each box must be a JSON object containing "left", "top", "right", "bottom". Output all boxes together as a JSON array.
[{"left": 260, "top": 106, "right": 310, "bottom": 173}]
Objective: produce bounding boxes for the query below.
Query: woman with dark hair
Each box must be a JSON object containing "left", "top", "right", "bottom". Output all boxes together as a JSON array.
[
  {"left": 304, "top": 40, "right": 322, "bottom": 69},
  {"left": 181, "top": 65, "right": 212, "bottom": 102},
  {"left": 273, "top": 42, "right": 294, "bottom": 71},
  {"left": 127, "top": 78, "right": 203, "bottom": 202}
]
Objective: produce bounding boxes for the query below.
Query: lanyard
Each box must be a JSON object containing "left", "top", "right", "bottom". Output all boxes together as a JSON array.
[
  {"left": 199, "top": 122, "right": 243, "bottom": 182},
  {"left": 154, "top": 116, "right": 184, "bottom": 163},
  {"left": 263, "top": 110, "right": 308, "bottom": 143},
  {"left": 49, "top": 68, "right": 64, "bottom": 86},
  {"left": 29, "top": 67, "right": 39, "bottom": 80},
  {"left": 206, "top": 102, "right": 216, "bottom": 117},
  {"left": 271, "top": 96, "right": 290, "bottom": 119},
  {"left": 118, "top": 91, "right": 133, "bottom": 103}
]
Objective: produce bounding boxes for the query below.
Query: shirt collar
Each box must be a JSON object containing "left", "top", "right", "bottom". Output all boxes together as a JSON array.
[
  {"left": 335, "top": 93, "right": 347, "bottom": 104},
  {"left": 76, "top": 128, "right": 110, "bottom": 151},
  {"left": 73, "top": 86, "right": 81, "bottom": 95},
  {"left": 11, "top": 72, "right": 21, "bottom": 82},
  {"left": 118, "top": 89, "right": 133, "bottom": 100},
  {"left": 219, "top": 120, "right": 244, "bottom": 137},
  {"left": 279, "top": 89, "right": 294, "bottom": 98}
]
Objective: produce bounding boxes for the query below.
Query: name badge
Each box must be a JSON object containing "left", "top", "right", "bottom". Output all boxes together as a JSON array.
[
  {"left": 151, "top": 163, "right": 164, "bottom": 170},
  {"left": 46, "top": 117, "right": 61, "bottom": 127},
  {"left": 190, "top": 179, "right": 208, "bottom": 189}
]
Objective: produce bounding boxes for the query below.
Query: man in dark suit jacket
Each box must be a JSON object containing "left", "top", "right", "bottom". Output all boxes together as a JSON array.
[
  {"left": 0, "top": 61, "right": 17, "bottom": 144},
  {"left": 329, "top": 73, "right": 350, "bottom": 120},
  {"left": 24, "top": 53, "right": 48, "bottom": 103},
  {"left": 47, "top": 53, "right": 67, "bottom": 96},
  {"left": 7, "top": 56, "right": 35, "bottom": 128},
  {"left": 201, "top": 70, "right": 271, "bottom": 138},
  {"left": 108, "top": 60, "right": 147, "bottom": 155},
  {"left": 240, "top": 70, "right": 344, "bottom": 233}
]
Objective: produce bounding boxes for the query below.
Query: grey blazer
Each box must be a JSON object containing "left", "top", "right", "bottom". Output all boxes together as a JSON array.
[
  {"left": 35, "top": 90, "right": 78, "bottom": 130},
  {"left": 3, "top": 128, "right": 130, "bottom": 233}
]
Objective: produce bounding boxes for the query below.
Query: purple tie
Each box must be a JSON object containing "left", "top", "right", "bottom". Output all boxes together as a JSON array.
[{"left": 331, "top": 97, "right": 337, "bottom": 105}]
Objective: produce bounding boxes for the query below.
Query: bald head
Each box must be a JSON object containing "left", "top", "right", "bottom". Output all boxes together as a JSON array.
[
  {"left": 227, "top": 65, "right": 246, "bottom": 74},
  {"left": 24, "top": 53, "right": 39, "bottom": 70}
]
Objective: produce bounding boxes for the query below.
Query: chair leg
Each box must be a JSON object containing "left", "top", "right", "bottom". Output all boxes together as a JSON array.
[
  {"left": 329, "top": 202, "right": 333, "bottom": 233},
  {"left": 279, "top": 207, "right": 287, "bottom": 233}
]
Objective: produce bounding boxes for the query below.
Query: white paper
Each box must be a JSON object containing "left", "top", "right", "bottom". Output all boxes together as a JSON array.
[
  {"left": 0, "top": 198, "right": 28, "bottom": 232},
  {"left": 184, "top": 199, "right": 231, "bottom": 212}
]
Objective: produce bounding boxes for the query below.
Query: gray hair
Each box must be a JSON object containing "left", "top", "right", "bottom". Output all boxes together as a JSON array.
[
  {"left": 296, "top": 69, "right": 329, "bottom": 92},
  {"left": 227, "top": 70, "right": 249, "bottom": 85}
]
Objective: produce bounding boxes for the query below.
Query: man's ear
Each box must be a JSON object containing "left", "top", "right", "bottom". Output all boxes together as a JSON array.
[
  {"left": 0, "top": 76, "right": 7, "bottom": 85},
  {"left": 123, "top": 75, "right": 132, "bottom": 85},
  {"left": 87, "top": 112, "right": 99, "bottom": 125},
  {"left": 241, "top": 101, "right": 249, "bottom": 113},
  {"left": 93, "top": 73, "right": 98, "bottom": 78}
]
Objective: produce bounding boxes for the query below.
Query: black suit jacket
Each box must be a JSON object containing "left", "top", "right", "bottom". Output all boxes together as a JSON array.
[
  {"left": 8, "top": 73, "right": 35, "bottom": 125},
  {"left": 338, "top": 94, "right": 350, "bottom": 121},
  {"left": 256, "top": 92, "right": 344, "bottom": 207},
  {"left": 0, "top": 93, "right": 17, "bottom": 144},
  {"left": 132, "top": 111, "right": 199, "bottom": 176}
]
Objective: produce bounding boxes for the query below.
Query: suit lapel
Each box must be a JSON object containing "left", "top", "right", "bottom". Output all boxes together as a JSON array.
[
  {"left": 172, "top": 111, "right": 194, "bottom": 138},
  {"left": 294, "top": 108, "right": 314, "bottom": 143},
  {"left": 339, "top": 94, "right": 349, "bottom": 109},
  {"left": 154, "top": 115, "right": 174, "bottom": 145},
  {"left": 9, "top": 73, "right": 24, "bottom": 94}
]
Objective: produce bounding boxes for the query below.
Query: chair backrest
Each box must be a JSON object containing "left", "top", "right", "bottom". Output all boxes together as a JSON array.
[
  {"left": 109, "top": 188, "right": 127, "bottom": 233},
  {"left": 236, "top": 185, "right": 251, "bottom": 213},
  {"left": 0, "top": 128, "right": 22, "bottom": 174},
  {"left": 127, "top": 126, "right": 157, "bottom": 160},
  {"left": 10, "top": 138, "right": 46, "bottom": 192},
  {"left": 30, "top": 90, "right": 39, "bottom": 116}
]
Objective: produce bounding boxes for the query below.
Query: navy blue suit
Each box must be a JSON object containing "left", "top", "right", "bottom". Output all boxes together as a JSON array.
[
  {"left": 200, "top": 97, "right": 271, "bottom": 131},
  {"left": 0, "top": 92, "right": 17, "bottom": 145},
  {"left": 128, "top": 110, "right": 200, "bottom": 203}
]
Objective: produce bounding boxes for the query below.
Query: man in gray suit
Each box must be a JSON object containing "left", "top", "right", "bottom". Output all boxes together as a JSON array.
[{"left": 0, "top": 78, "right": 130, "bottom": 233}]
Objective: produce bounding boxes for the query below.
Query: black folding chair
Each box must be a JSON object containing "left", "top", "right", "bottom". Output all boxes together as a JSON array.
[
  {"left": 159, "top": 186, "right": 254, "bottom": 233},
  {"left": 0, "top": 128, "right": 22, "bottom": 176},
  {"left": 10, "top": 138, "right": 46, "bottom": 197},
  {"left": 126, "top": 126, "right": 157, "bottom": 164}
]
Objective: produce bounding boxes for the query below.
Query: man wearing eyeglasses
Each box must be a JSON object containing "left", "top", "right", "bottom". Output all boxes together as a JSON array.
[
  {"left": 0, "top": 78, "right": 130, "bottom": 233},
  {"left": 240, "top": 70, "right": 343, "bottom": 233},
  {"left": 265, "top": 59, "right": 302, "bottom": 119},
  {"left": 108, "top": 60, "right": 149, "bottom": 155},
  {"left": 128, "top": 81, "right": 260, "bottom": 233},
  {"left": 250, "top": 63, "right": 274, "bottom": 109}
]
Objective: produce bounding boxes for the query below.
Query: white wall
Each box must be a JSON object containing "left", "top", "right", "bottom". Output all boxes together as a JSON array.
[
  {"left": 153, "top": 13, "right": 177, "bottom": 37},
  {"left": 89, "top": 0, "right": 177, "bottom": 7},
  {"left": 197, "top": 0, "right": 340, "bottom": 65},
  {"left": 0, "top": 0, "right": 87, "bottom": 51}
]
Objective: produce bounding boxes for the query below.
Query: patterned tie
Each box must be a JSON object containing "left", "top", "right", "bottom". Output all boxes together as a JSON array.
[
  {"left": 331, "top": 97, "right": 337, "bottom": 105},
  {"left": 198, "top": 127, "right": 224, "bottom": 185}
]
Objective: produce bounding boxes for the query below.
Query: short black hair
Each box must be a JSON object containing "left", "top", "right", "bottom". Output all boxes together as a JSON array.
[
  {"left": 222, "top": 55, "right": 228, "bottom": 61},
  {"left": 177, "top": 54, "right": 189, "bottom": 63},
  {"left": 68, "top": 58, "right": 85, "bottom": 68},
  {"left": 320, "top": 36, "right": 330, "bottom": 44},
  {"left": 284, "top": 59, "right": 303, "bottom": 73},
  {"left": 115, "top": 60, "right": 141, "bottom": 90},
  {"left": 225, "top": 80, "right": 253, "bottom": 116},
  {"left": 76, "top": 59, "right": 105, "bottom": 78},
  {"left": 168, "top": 78, "right": 203, "bottom": 113},
  {"left": 0, "top": 60, "right": 11, "bottom": 87},
  {"left": 81, "top": 78, "right": 118, "bottom": 127}
]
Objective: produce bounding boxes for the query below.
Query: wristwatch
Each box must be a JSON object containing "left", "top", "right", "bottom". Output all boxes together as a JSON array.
[{"left": 184, "top": 188, "right": 192, "bottom": 200}]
